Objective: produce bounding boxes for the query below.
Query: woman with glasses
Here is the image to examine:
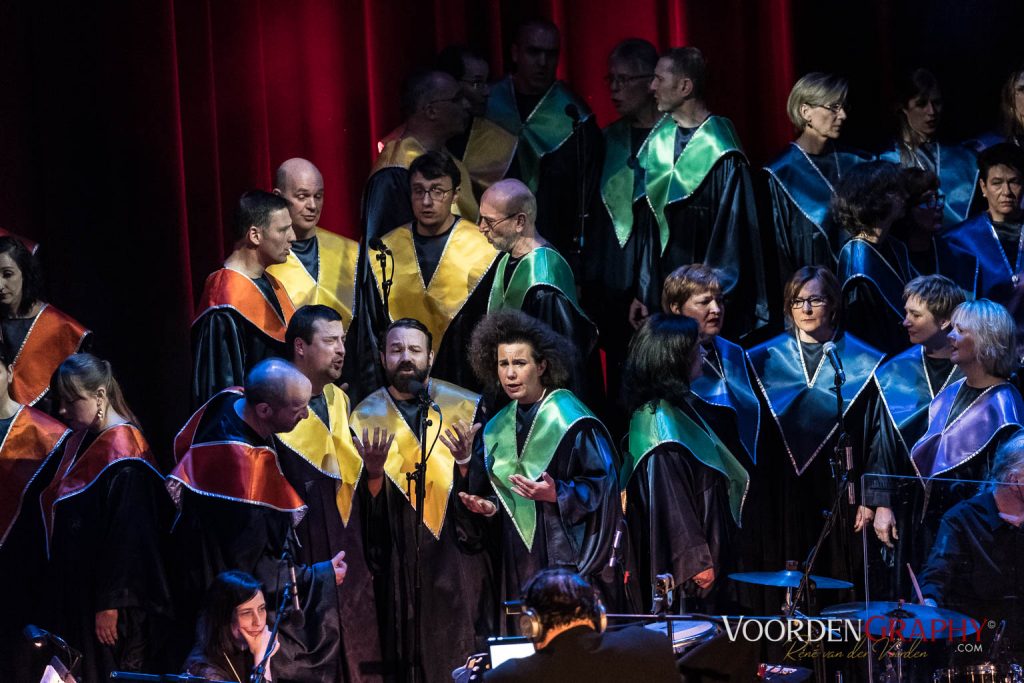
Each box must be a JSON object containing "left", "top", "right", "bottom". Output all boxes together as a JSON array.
[
  {"left": 834, "top": 161, "right": 914, "bottom": 356},
  {"left": 879, "top": 68, "right": 978, "bottom": 227},
  {"left": 763, "top": 73, "right": 873, "bottom": 288},
  {"left": 747, "top": 267, "right": 885, "bottom": 587}
]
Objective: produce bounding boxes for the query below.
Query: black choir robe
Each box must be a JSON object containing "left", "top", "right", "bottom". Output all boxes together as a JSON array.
[
  {"left": 191, "top": 267, "right": 295, "bottom": 408},
  {"left": 351, "top": 382, "right": 495, "bottom": 683},
  {"left": 484, "top": 77, "right": 603, "bottom": 268},
  {"left": 947, "top": 212, "right": 1024, "bottom": 331},
  {"left": 0, "top": 408, "right": 69, "bottom": 681},
  {"left": 762, "top": 142, "right": 873, "bottom": 285},
  {"left": 168, "top": 389, "right": 344, "bottom": 682},
  {"left": 880, "top": 141, "right": 979, "bottom": 228},
  {"left": 640, "top": 114, "right": 768, "bottom": 339},
  {"left": 40, "top": 424, "right": 171, "bottom": 683},
  {"left": 357, "top": 219, "right": 498, "bottom": 397},
  {"left": 275, "top": 384, "right": 382, "bottom": 683},
  {"left": 622, "top": 397, "right": 749, "bottom": 613},
  {"left": 747, "top": 332, "right": 885, "bottom": 590},
  {"left": 479, "top": 389, "right": 621, "bottom": 613},
  {"left": 838, "top": 237, "right": 915, "bottom": 357}
]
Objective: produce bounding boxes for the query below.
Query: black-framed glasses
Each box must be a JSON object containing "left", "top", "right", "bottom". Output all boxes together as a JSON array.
[
  {"left": 814, "top": 102, "right": 847, "bottom": 114},
  {"left": 604, "top": 73, "right": 653, "bottom": 88},
  {"left": 412, "top": 186, "right": 455, "bottom": 201},
  {"left": 478, "top": 213, "right": 519, "bottom": 230},
  {"left": 790, "top": 296, "right": 829, "bottom": 309},
  {"left": 917, "top": 193, "right": 946, "bottom": 210}
]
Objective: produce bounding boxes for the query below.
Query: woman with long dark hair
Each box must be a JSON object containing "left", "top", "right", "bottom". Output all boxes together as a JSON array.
[
  {"left": 879, "top": 68, "right": 978, "bottom": 227},
  {"left": 0, "top": 236, "right": 89, "bottom": 412},
  {"left": 40, "top": 353, "right": 171, "bottom": 682},
  {"left": 620, "top": 314, "right": 748, "bottom": 612},
  {"left": 834, "top": 160, "right": 914, "bottom": 355},
  {"left": 184, "top": 571, "right": 280, "bottom": 681}
]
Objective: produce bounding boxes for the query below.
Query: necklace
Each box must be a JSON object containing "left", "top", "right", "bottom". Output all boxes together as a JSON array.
[
  {"left": 792, "top": 141, "right": 841, "bottom": 194},
  {"left": 920, "top": 347, "right": 957, "bottom": 399}
]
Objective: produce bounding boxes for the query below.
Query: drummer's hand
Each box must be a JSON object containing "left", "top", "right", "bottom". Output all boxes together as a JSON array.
[
  {"left": 873, "top": 506, "right": 898, "bottom": 548},
  {"left": 853, "top": 505, "right": 874, "bottom": 532},
  {"left": 691, "top": 567, "right": 715, "bottom": 590}
]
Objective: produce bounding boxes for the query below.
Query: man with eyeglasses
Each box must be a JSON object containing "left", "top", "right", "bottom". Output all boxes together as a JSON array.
[
  {"left": 947, "top": 143, "right": 1024, "bottom": 331},
  {"left": 642, "top": 46, "right": 768, "bottom": 341},
  {"left": 358, "top": 151, "right": 498, "bottom": 395},
  {"left": 364, "top": 69, "right": 479, "bottom": 241},
  {"left": 478, "top": 179, "right": 599, "bottom": 409},
  {"left": 484, "top": 19, "right": 601, "bottom": 269}
]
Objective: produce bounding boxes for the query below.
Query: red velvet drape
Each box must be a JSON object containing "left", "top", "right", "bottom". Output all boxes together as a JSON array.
[{"left": 1, "top": 0, "right": 1020, "bottom": 454}]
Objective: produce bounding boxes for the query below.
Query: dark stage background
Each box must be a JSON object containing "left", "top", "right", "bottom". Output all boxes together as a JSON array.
[{"left": 0, "top": 0, "right": 1021, "bottom": 460}]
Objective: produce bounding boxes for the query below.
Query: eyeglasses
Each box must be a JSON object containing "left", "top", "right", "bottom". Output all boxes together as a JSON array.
[
  {"left": 411, "top": 186, "right": 455, "bottom": 201},
  {"left": 479, "top": 214, "right": 519, "bottom": 230},
  {"left": 814, "top": 102, "right": 847, "bottom": 114},
  {"left": 916, "top": 193, "right": 946, "bottom": 210},
  {"left": 604, "top": 74, "right": 653, "bottom": 88},
  {"left": 790, "top": 296, "right": 829, "bottom": 309}
]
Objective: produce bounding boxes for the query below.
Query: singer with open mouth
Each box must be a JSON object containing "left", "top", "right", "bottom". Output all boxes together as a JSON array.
[{"left": 747, "top": 266, "right": 885, "bottom": 595}]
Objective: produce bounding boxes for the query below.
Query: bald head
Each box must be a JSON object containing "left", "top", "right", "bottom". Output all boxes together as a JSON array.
[
  {"left": 484, "top": 179, "right": 537, "bottom": 223},
  {"left": 244, "top": 358, "right": 312, "bottom": 436},
  {"left": 273, "top": 158, "right": 324, "bottom": 237},
  {"left": 478, "top": 179, "right": 539, "bottom": 254}
]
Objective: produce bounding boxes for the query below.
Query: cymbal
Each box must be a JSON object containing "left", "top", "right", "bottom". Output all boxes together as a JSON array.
[
  {"left": 728, "top": 570, "right": 853, "bottom": 590},
  {"left": 822, "top": 602, "right": 980, "bottom": 638}
]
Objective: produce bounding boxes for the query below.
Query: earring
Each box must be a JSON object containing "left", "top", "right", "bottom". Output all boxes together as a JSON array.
[{"left": 96, "top": 405, "right": 105, "bottom": 425}]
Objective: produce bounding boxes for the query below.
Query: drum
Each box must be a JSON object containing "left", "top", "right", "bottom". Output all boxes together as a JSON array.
[
  {"left": 643, "top": 619, "right": 717, "bottom": 653},
  {"left": 933, "top": 662, "right": 1024, "bottom": 682}
]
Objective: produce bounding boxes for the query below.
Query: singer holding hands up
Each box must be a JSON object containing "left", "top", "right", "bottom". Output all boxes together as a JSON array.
[
  {"left": 747, "top": 267, "right": 885, "bottom": 589},
  {"left": 462, "top": 310, "right": 623, "bottom": 612}
]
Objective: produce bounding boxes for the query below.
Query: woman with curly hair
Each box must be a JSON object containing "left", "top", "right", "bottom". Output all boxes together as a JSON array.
[
  {"left": 834, "top": 160, "right": 914, "bottom": 355},
  {"left": 619, "top": 314, "right": 748, "bottom": 613},
  {"left": 460, "top": 310, "right": 622, "bottom": 612}
]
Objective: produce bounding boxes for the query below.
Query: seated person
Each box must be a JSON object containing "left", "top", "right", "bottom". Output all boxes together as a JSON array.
[
  {"left": 184, "top": 571, "right": 280, "bottom": 680},
  {"left": 484, "top": 569, "right": 679, "bottom": 683}
]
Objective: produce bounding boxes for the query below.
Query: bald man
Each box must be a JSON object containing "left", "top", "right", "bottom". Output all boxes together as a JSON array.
[
  {"left": 363, "top": 69, "right": 479, "bottom": 240},
  {"left": 268, "top": 158, "right": 361, "bottom": 331},
  {"left": 168, "top": 359, "right": 349, "bottom": 681},
  {"left": 478, "top": 179, "right": 600, "bottom": 408},
  {"left": 484, "top": 19, "right": 601, "bottom": 267}
]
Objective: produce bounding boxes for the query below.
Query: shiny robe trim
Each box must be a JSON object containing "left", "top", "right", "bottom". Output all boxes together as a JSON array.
[
  {"left": 40, "top": 423, "right": 160, "bottom": 549},
  {"left": 880, "top": 142, "right": 978, "bottom": 225},
  {"left": 747, "top": 333, "right": 884, "bottom": 475},
  {"left": 946, "top": 212, "right": 1013, "bottom": 299},
  {"left": 350, "top": 380, "right": 481, "bottom": 539},
  {"left": 483, "top": 389, "right": 601, "bottom": 550},
  {"left": 275, "top": 384, "right": 362, "bottom": 526},
  {"left": 838, "top": 237, "right": 914, "bottom": 318},
  {"left": 876, "top": 346, "right": 963, "bottom": 458},
  {"left": 0, "top": 227, "right": 39, "bottom": 254},
  {"left": 168, "top": 388, "right": 306, "bottom": 519},
  {"left": 624, "top": 399, "right": 748, "bottom": 525},
  {"left": 462, "top": 116, "right": 518, "bottom": 192},
  {"left": 265, "top": 227, "right": 359, "bottom": 329},
  {"left": 193, "top": 267, "right": 295, "bottom": 343},
  {"left": 485, "top": 77, "right": 593, "bottom": 194},
  {"left": 0, "top": 406, "right": 69, "bottom": 545},
  {"left": 763, "top": 144, "right": 870, "bottom": 264},
  {"left": 487, "top": 247, "right": 584, "bottom": 316},
  {"left": 690, "top": 335, "right": 761, "bottom": 464},
  {"left": 600, "top": 118, "right": 646, "bottom": 247},
  {"left": 910, "top": 379, "right": 1024, "bottom": 479},
  {"left": 371, "top": 134, "right": 479, "bottom": 222},
  {"left": 640, "top": 114, "right": 744, "bottom": 252},
  {"left": 372, "top": 220, "right": 497, "bottom": 357},
  {"left": 9, "top": 304, "right": 89, "bottom": 406}
]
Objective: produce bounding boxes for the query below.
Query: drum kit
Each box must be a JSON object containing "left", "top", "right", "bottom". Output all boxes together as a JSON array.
[{"left": 727, "top": 569, "right": 1022, "bottom": 683}]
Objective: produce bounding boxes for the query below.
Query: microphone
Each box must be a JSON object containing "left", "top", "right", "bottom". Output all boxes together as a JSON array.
[
  {"left": 368, "top": 237, "right": 391, "bottom": 254},
  {"left": 564, "top": 104, "right": 580, "bottom": 122},
  {"left": 822, "top": 341, "right": 846, "bottom": 385},
  {"left": 24, "top": 624, "right": 81, "bottom": 671},
  {"left": 405, "top": 380, "right": 439, "bottom": 410}
]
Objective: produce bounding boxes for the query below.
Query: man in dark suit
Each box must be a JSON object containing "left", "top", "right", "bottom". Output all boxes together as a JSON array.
[{"left": 484, "top": 569, "right": 680, "bottom": 682}]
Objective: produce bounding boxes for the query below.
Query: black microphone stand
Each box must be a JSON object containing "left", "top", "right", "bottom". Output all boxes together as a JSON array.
[
  {"left": 569, "top": 110, "right": 587, "bottom": 269},
  {"left": 372, "top": 241, "right": 394, "bottom": 321},
  {"left": 249, "top": 550, "right": 298, "bottom": 683},
  {"left": 405, "top": 384, "right": 442, "bottom": 683}
]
